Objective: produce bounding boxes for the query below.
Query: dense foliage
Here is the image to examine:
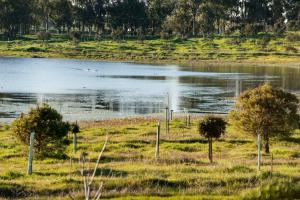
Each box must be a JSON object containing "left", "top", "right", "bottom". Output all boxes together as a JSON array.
[
  {"left": 198, "top": 116, "right": 226, "bottom": 139},
  {"left": 0, "top": 0, "right": 299, "bottom": 37},
  {"left": 229, "top": 83, "right": 300, "bottom": 153},
  {"left": 198, "top": 116, "right": 226, "bottom": 162},
  {"left": 11, "top": 104, "right": 70, "bottom": 156}
]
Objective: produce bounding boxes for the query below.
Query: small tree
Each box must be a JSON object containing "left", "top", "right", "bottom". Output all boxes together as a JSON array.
[
  {"left": 12, "top": 104, "right": 70, "bottom": 156},
  {"left": 70, "top": 122, "right": 80, "bottom": 154},
  {"left": 198, "top": 116, "right": 226, "bottom": 163},
  {"left": 229, "top": 83, "right": 300, "bottom": 154}
]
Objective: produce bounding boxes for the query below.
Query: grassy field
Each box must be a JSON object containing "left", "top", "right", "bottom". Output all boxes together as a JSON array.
[
  {"left": 0, "top": 33, "right": 300, "bottom": 67},
  {"left": 0, "top": 116, "right": 299, "bottom": 199}
]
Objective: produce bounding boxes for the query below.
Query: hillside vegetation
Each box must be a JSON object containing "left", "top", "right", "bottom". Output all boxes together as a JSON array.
[
  {"left": 1, "top": 33, "right": 300, "bottom": 67},
  {"left": 0, "top": 117, "right": 299, "bottom": 199}
]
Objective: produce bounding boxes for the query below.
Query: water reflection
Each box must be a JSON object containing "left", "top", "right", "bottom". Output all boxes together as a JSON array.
[{"left": 0, "top": 58, "right": 300, "bottom": 123}]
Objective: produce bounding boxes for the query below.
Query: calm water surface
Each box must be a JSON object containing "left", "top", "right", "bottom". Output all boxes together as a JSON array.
[{"left": 1, "top": 57, "right": 300, "bottom": 123}]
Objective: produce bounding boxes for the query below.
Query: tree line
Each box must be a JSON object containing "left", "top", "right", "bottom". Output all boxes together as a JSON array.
[{"left": 0, "top": 0, "right": 299, "bottom": 38}]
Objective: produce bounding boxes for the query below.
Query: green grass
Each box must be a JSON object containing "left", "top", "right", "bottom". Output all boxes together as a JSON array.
[
  {"left": 0, "top": 117, "right": 299, "bottom": 199},
  {"left": 0, "top": 33, "right": 300, "bottom": 67}
]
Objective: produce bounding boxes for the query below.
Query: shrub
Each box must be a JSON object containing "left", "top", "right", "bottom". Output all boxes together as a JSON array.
[
  {"left": 25, "top": 47, "right": 46, "bottom": 52},
  {"left": 287, "top": 20, "right": 300, "bottom": 31},
  {"left": 37, "top": 31, "right": 51, "bottom": 43},
  {"left": 12, "top": 104, "right": 70, "bottom": 156},
  {"left": 286, "top": 33, "right": 300, "bottom": 42},
  {"left": 285, "top": 46, "right": 298, "bottom": 53},
  {"left": 260, "top": 35, "right": 271, "bottom": 49},
  {"left": 244, "top": 23, "right": 264, "bottom": 35},
  {"left": 198, "top": 116, "right": 226, "bottom": 163}
]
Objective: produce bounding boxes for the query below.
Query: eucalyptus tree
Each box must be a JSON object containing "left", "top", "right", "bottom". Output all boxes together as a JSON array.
[
  {"left": 50, "top": 0, "right": 73, "bottom": 32},
  {"left": 0, "top": 0, "right": 34, "bottom": 36},
  {"left": 229, "top": 83, "right": 300, "bottom": 154}
]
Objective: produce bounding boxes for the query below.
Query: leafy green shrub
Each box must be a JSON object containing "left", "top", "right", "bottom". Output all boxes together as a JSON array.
[
  {"left": 243, "top": 179, "right": 300, "bottom": 200},
  {"left": 11, "top": 104, "right": 70, "bottom": 156}
]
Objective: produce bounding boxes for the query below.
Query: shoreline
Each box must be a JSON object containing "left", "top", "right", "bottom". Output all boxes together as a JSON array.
[{"left": 1, "top": 53, "right": 300, "bottom": 68}]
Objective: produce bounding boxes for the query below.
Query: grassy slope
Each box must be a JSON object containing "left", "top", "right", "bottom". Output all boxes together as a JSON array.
[
  {"left": 0, "top": 33, "right": 300, "bottom": 67},
  {"left": 0, "top": 117, "right": 299, "bottom": 199}
]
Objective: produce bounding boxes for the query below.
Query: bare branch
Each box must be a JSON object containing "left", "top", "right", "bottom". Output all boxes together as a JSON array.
[
  {"left": 93, "top": 182, "right": 103, "bottom": 200},
  {"left": 88, "top": 136, "right": 108, "bottom": 186}
]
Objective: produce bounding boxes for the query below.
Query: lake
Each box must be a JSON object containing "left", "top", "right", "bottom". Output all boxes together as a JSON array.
[{"left": 0, "top": 57, "right": 300, "bottom": 123}]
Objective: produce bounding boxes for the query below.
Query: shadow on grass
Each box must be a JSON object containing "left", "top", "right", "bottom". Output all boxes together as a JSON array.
[
  {"left": 82, "top": 168, "right": 128, "bottom": 177},
  {"left": 226, "top": 139, "right": 252, "bottom": 145},
  {"left": 34, "top": 171, "right": 70, "bottom": 177},
  {"left": 280, "top": 137, "right": 300, "bottom": 144},
  {"left": 0, "top": 183, "right": 28, "bottom": 198},
  {"left": 167, "top": 138, "right": 208, "bottom": 144},
  {"left": 140, "top": 178, "right": 188, "bottom": 188}
]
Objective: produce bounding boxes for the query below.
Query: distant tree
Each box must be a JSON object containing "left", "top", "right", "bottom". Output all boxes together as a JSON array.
[
  {"left": 284, "top": 0, "right": 300, "bottom": 22},
  {"left": 271, "top": 0, "right": 285, "bottom": 25},
  {"left": 244, "top": 0, "right": 272, "bottom": 25},
  {"left": 229, "top": 83, "right": 300, "bottom": 154},
  {"left": 164, "top": 0, "right": 193, "bottom": 38},
  {"left": 37, "top": 0, "right": 51, "bottom": 31},
  {"left": 198, "top": 116, "right": 226, "bottom": 163},
  {"left": 188, "top": 0, "right": 202, "bottom": 36},
  {"left": 107, "top": 0, "right": 148, "bottom": 35},
  {"left": 197, "top": 2, "right": 218, "bottom": 36},
  {"left": 94, "top": 0, "right": 107, "bottom": 35},
  {"left": 12, "top": 104, "right": 70, "bottom": 156},
  {"left": 0, "top": 0, "right": 34, "bottom": 36},
  {"left": 147, "top": 0, "right": 175, "bottom": 34},
  {"left": 50, "top": 0, "right": 73, "bottom": 33}
]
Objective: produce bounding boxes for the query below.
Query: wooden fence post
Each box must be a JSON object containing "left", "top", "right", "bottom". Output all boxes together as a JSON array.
[
  {"left": 165, "top": 107, "right": 169, "bottom": 134},
  {"left": 170, "top": 110, "right": 173, "bottom": 120},
  {"left": 156, "top": 122, "right": 160, "bottom": 161},
  {"left": 257, "top": 134, "right": 261, "bottom": 170},
  {"left": 27, "top": 132, "right": 35, "bottom": 175},
  {"left": 188, "top": 115, "right": 191, "bottom": 126},
  {"left": 73, "top": 133, "right": 77, "bottom": 154},
  {"left": 185, "top": 116, "right": 188, "bottom": 127},
  {"left": 270, "top": 153, "right": 273, "bottom": 175}
]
